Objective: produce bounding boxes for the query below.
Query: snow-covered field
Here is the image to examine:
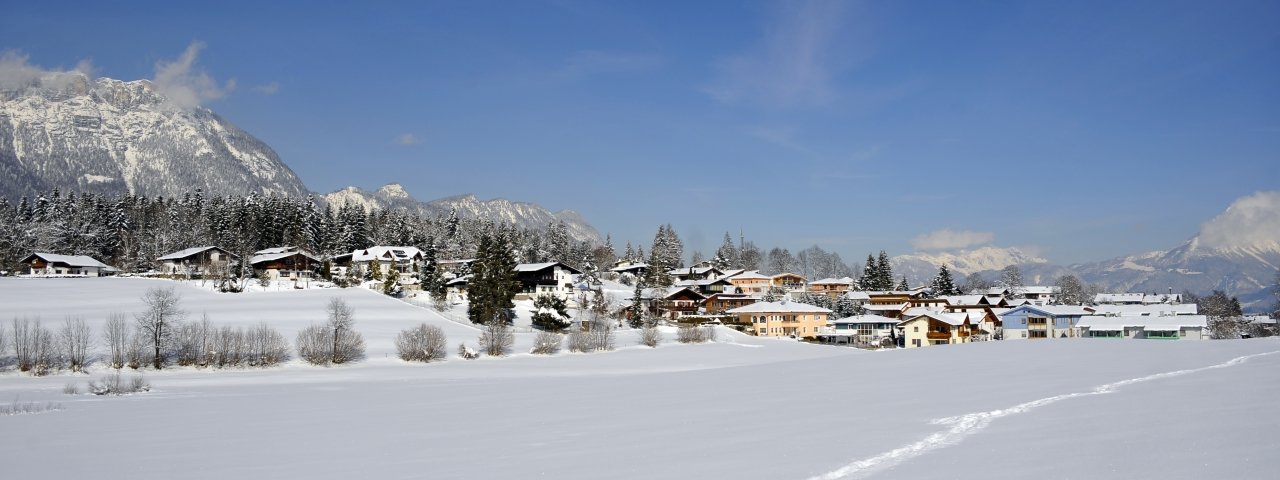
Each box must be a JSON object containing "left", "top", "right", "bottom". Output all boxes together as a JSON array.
[{"left": 1, "top": 278, "right": 1277, "bottom": 479}]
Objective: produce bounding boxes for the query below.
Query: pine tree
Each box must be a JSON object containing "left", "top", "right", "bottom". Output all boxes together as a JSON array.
[
  {"left": 368, "top": 257, "right": 382, "bottom": 281},
  {"left": 877, "top": 251, "right": 894, "bottom": 291},
  {"left": 467, "top": 230, "right": 520, "bottom": 325},
  {"left": 383, "top": 258, "right": 400, "bottom": 295},
  {"left": 896, "top": 276, "right": 909, "bottom": 291},
  {"left": 419, "top": 236, "right": 445, "bottom": 298},
  {"left": 629, "top": 280, "right": 646, "bottom": 328},
  {"left": 858, "top": 254, "right": 877, "bottom": 291},
  {"left": 931, "top": 265, "right": 958, "bottom": 296},
  {"left": 713, "top": 232, "right": 739, "bottom": 270}
]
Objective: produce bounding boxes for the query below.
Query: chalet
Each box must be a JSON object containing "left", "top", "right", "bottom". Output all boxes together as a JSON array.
[
  {"left": 350, "top": 246, "right": 423, "bottom": 278},
  {"left": 1018, "top": 286, "right": 1060, "bottom": 305},
  {"left": 156, "top": 246, "right": 238, "bottom": 277},
  {"left": 437, "top": 259, "right": 475, "bottom": 276},
  {"left": 703, "top": 292, "right": 757, "bottom": 315},
  {"left": 661, "top": 287, "right": 708, "bottom": 319},
  {"left": 515, "top": 262, "right": 581, "bottom": 300},
  {"left": 945, "top": 304, "right": 1003, "bottom": 340},
  {"left": 1077, "top": 315, "right": 1207, "bottom": 340},
  {"left": 899, "top": 312, "right": 977, "bottom": 348},
  {"left": 727, "top": 300, "right": 831, "bottom": 339},
  {"left": 21, "top": 253, "right": 116, "bottom": 277},
  {"left": 819, "top": 314, "right": 898, "bottom": 346},
  {"left": 610, "top": 261, "right": 649, "bottom": 279},
  {"left": 809, "top": 277, "right": 854, "bottom": 297},
  {"left": 445, "top": 274, "right": 471, "bottom": 302},
  {"left": 249, "top": 246, "right": 320, "bottom": 280},
  {"left": 863, "top": 302, "right": 909, "bottom": 319},
  {"left": 668, "top": 264, "right": 724, "bottom": 283},
  {"left": 729, "top": 270, "right": 772, "bottom": 295},
  {"left": 771, "top": 273, "right": 807, "bottom": 291},
  {"left": 1000, "top": 305, "right": 1094, "bottom": 340},
  {"left": 674, "top": 276, "right": 734, "bottom": 296}
]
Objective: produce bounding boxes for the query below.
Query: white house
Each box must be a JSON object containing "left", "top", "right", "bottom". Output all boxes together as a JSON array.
[
  {"left": 21, "top": 253, "right": 116, "bottom": 277},
  {"left": 349, "top": 246, "right": 423, "bottom": 278},
  {"left": 156, "top": 246, "right": 238, "bottom": 277},
  {"left": 515, "top": 262, "right": 581, "bottom": 300},
  {"left": 899, "top": 312, "right": 977, "bottom": 348},
  {"left": 1000, "top": 305, "right": 1094, "bottom": 340},
  {"left": 819, "top": 314, "right": 899, "bottom": 346},
  {"left": 1077, "top": 315, "right": 1208, "bottom": 340}
]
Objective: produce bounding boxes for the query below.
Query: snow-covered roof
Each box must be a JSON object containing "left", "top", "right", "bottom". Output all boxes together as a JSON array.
[
  {"left": 903, "top": 306, "right": 944, "bottom": 317},
  {"left": 157, "top": 246, "right": 236, "bottom": 261},
  {"left": 903, "top": 312, "right": 970, "bottom": 326},
  {"left": 446, "top": 274, "right": 472, "bottom": 286},
  {"left": 1078, "top": 315, "right": 1207, "bottom": 331},
  {"left": 1019, "top": 286, "right": 1059, "bottom": 295},
  {"left": 516, "top": 262, "right": 581, "bottom": 274},
  {"left": 1093, "top": 293, "right": 1145, "bottom": 304},
  {"left": 668, "top": 266, "right": 721, "bottom": 276},
  {"left": 718, "top": 269, "right": 746, "bottom": 278},
  {"left": 945, "top": 295, "right": 985, "bottom": 305},
  {"left": 863, "top": 303, "right": 907, "bottom": 311},
  {"left": 1141, "top": 293, "right": 1183, "bottom": 304},
  {"left": 811, "top": 277, "right": 854, "bottom": 285},
  {"left": 610, "top": 262, "right": 648, "bottom": 272},
  {"left": 351, "top": 246, "right": 422, "bottom": 263},
  {"left": 1003, "top": 305, "right": 1095, "bottom": 317},
  {"left": 731, "top": 270, "right": 771, "bottom": 280},
  {"left": 664, "top": 286, "right": 706, "bottom": 299},
  {"left": 675, "top": 277, "right": 732, "bottom": 287},
  {"left": 726, "top": 301, "right": 831, "bottom": 314},
  {"left": 831, "top": 314, "right": 899, "bottom": 325},
  {"left": 24, "top": 252, "right": 114, "bottom": 269},
  {"left": 1091, "top": 304, "right": 1198, "bottom": 316},
  {"left": 845, "top": 291, "right": 871, "bottom": 301},
  {"left": 249, "top": 248, "right": 320, "bottom": 265}
]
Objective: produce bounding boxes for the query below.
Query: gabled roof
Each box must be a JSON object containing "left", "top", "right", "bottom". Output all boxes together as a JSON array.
[
  {"left": 731, "top": 270, "right": 771, "bottom": 280},
  {"left": 157, "top": 246, "right": 237, "bottom": 261},
  {"left": 1001, "top": 304, "right": 1094, "bottom": 317},
  {"left": 1093, "top": 293, "right": 1146, "bottom": 304},
  {"left": 668, "top": 265, "right": 722, "bottom": 276},
  {"left": 446, "top": 274, "right": 472, "bottom": 286},
  {"left": 23, "top": 252, "right": 114, "bottom": 269},
  {"left": 811, "top": 277, "right": 854, "bottom": 285},
  {"left": 1090, "top": 304, "right": 1198, "bottom": 316},
  {"left": 901, "top": 312, "right": 970, "bottom": 326},
  {"left": 945, "top": 295, "right": 985, "bottom": 305},
  {"left": 831, "top": 314, "right": 899, "bottom": 324},
  {"left": 675, "top": 277, "right": 733, "bottom": 287},
  {"left": 1078, "top": 315, "right": 1207, "bottom": 331},
  {"left": 516, "top": 261, "right": 582, "bottom": 274},
  {"left": 249, "top": 248, "right": 321, "bottom": 266},
  {"left": 771, "top": 272, "right": 806, "bottom": 281},
  {"left": 351, "top": 246, "right": 423, "bottom": 263},
  {"left": 863, "top": 303, "right": 907, "bottom": 312},
  {"left": 664, "top": 286, "right": 707, "bottom": 300},
  {"left": 727, "top": 301, "right": 831, "bottom": 314},
  {"left": 845, "top": 291, "right": 871, "bottom": 301}
]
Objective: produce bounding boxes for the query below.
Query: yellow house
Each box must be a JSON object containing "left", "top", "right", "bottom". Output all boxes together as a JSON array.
[
  {"left": 899, "top": 312, "right": 976, "bottom": 348},
  {"left": 771, "top": 273, "right": 807, "bottom": 291},
  {"left": 729, "top": 270, "right": 772, "bottom": 295},
  {"left": 727, "top": 300, "right": 831, "bottom": 339}
]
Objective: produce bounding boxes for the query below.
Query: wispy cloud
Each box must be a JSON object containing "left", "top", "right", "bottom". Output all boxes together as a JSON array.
[
  {"left": 0, "top": 50, "right": 95, "bottom": 90},
  {"left": 152, "top": 41, "right": 235, "bottom": 109},
  {"left": 705, "top": 0, "right": 850, "bottom": 108},
  {"left": 253, "top": 82, "right": 280, "bottom": 95},
  {"left": 910, "top": 229, "right": 995, "bottom": 251},
  {"left": 397, "top": 133, "right": 421, "bottom": 146}
]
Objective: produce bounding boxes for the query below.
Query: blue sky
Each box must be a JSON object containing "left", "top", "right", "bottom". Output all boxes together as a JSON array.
[{"left": 3, "top": 0, "right": 1278, "bottom": 264}]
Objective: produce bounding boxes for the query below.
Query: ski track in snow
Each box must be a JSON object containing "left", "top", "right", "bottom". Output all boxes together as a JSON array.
[{"left": 806, "top": 350, "right": 1280, "bottom": 480}]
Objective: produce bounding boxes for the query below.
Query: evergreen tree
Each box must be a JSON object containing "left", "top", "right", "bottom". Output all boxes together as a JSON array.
[
  {"left": 629, "top": 280, "right": 647, "bottom": 328},
  {"left": 858, "top": 254, "right": 877, "bottom": 291},
  {"left": 876, "top": 251, "right": 894, "bottom": 291},
  {"left": 999, "top": 265, "right": 1024, "bottom": 297},
  {"left": 712, "top": 232, "right": 739, "bottom": 270},
  {"left": 531, "top": 294, "right": 571, "bottom": 331},
  {"left": 931, "top": 265, "right": 958, "bottom": 296},
  {"left": 368, "top": 257, "right": 382, "bottom": 281},
  {"left": 467, "top": 230, "right": 520, "bottom": 325},
  {"left": 419, "top": 237, "right": 445, "bottom": 298},
  {"left": 896, "top": 276, "right": 909, "bottom": 291},
  {"left": 383, "top": 258, "right": 401, "bottom": 295}
]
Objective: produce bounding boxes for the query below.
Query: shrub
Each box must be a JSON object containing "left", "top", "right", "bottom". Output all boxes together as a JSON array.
[
  {"left": 457, "top": 343, "right": 480, "bottom": 360},
  {"left": 396, "top": 324, "right": 448, "bottom": 362},
  {"left": 677, "top": 325, "right": 716, "bottom": 344},
  {"left": 567, "top": 328, "right": 592, "bottom": 353},
  {"left": 478, "top": 322, "right": 513, "bottom": 357},
  {"left": 0, "top": 401, "right": 61, "bottom": 416},
  {"left": 589, "top": 319, "right": 616, "bottom": 352},
  {"left": 530, "top": 331, "right": 562, "bottom": 355},
  {"left": 63, "top": 383, "right": 80, "bottom": 395},
  {"left": 89, "top": 373, "right": 150, "bottom": 395},
  {"left": 640, "top": 326, "right": 662, "bottom": 347},
  {"left": 297, "top": 298, "right": 366, "bottom": 365}
]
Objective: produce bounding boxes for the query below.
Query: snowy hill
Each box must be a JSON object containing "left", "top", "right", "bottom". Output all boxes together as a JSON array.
[
  {"left": 321, "top": 184, "right": 603, "bottom": 244},
  {"left": 0, "top": 71, "right": 310, "bottom": 200}
]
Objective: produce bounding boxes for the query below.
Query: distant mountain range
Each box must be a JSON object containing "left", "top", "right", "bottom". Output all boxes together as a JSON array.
[
  {"left": 0, "top": 71, "right": 601, "bottom": 244},
  {"left": 892, "top": 191, "right": 1280, "bottom": 311}
]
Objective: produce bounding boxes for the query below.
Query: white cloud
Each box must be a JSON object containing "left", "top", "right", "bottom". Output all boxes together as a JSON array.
[
  {"left": 152, "top": 41, "right": 235, "bottom": 109},
  {"left": 910, "top": 229, "right": 996, "bottom": 251},
  {"left": 253, "top": 82, "right": 280, "bottom": 95},
  {"left": 1196, "top": 191, "right": 1280, "bottom": 250},
  {"left": 0, "top": 50, "right": 95, "bottom": 91},
  {"left": 397, "top": 133, "right": 421, "bottom": 146},
  {"left": 705, "top": 0, "right": 848, "bottom": 108}
]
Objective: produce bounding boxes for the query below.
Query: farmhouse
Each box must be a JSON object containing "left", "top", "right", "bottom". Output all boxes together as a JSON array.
[
  {"left": 21, "top": 253, "right": 116, "bottom": 277},
  {"left": 156, "top": 246, "right": 238, "bottom": 277},
  {"left": 899, "top": 312, "right": 977, "bottom": 348},
  {"left": 249, "top": 246, "right": 321, "bottom": 280},
  {"left": 515, "top": 262, "right": 581, "bottom": 300}
]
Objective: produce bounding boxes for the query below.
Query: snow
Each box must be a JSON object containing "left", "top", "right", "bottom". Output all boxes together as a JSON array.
[{"left": 1, "top": 278, "right": 1278, "bottom": 479}]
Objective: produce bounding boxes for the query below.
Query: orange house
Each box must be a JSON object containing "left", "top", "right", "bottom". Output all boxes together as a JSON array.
[{"left": 727, "top": 300, "right": 831, "bottom": 339}]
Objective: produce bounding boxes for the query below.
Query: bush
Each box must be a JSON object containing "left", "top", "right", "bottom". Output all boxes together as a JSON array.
[
  {"left": 297, "top": 298, "right": 366, "bottom": 365},
  {"left": 478, "top": 322, "right": 514, "bottom": 357},
  {"left": 457, "top": 343, "right": 480, "bottom": 360},
  {"left": 0, "top": 401, "right": 61, "bottom": 416},
  {"left": 89, "top": 372, "right": 150, "bottom": 395},
  {"left": 63, "top": 383, "right": 80, "bottom": 395},
  {"left": 396, "top": 324, "right": 448, "bottom": 362},
  {"left": 530, "top": 331, "right": 562, "bottom": 355},
  {"left": 589, "top": 319, "right": 615, "bottom": 352},
  {"left": 567, "top": 328, "right": 592, "bottom": 353},
  {"left": 677, "top": 325, "right": 716, "bottom": 344},
  {"left": 640, "top": 326, "right": 662, "bottom": 347}
]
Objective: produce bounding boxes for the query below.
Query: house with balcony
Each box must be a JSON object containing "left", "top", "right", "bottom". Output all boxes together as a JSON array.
[
  {"left": 771, "top": 273, "right": 807, "bottom": 292},
  {"left": 809, "top": 277, "right": 854, "bottom": 298},
  {"left": 349, "top": 246, "right": 424, "bottom": 278},
  {"left": 818, "top": 314, "right": 898, "bottom": 346},
  {"left": 515, "top": 262, "right": 582, "bottom": 300},
  {"left": 727, "top": 300, "right": 831, "bottom": 339},
  {"left": 674, "top": 276, "right": 735, "bottom": 297},
  {"left": 1090, "top": 303, "right": 1198, "bottom": 317},
  {"left": 1000, "top": 305, "right": 1094, "bottom": 340},
  {"left": 668, "top": 264, "right": 724, "bottom": 283},
  {"left": 661, "top": 286, "right": 708, "bottom": 319},
  {"left": 729, "top": 270, "right": 772, "bottom": 295},
  {"left": 610, "top": 261, "right": 649, "bottom": 280},
  {"left": 703, "top": 292, "right": 758, "bottom": 315},
  {"left": 156, "top": 246, "right": 239, "bottom": 277},
  {"left": 899, "top": 312, "right": 977, "bottom": 348},
  {"left": 249, "top": 246, "right": 320, "bottom": 280}
]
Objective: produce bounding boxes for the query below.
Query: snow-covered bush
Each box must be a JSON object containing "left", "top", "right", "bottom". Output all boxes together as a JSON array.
[
  {"left": 567, "top": 328, "right": 591, "bottom": 353},
  {"left": 640, "top": 326, "right": 662, "bottom": 347},
  {"left": 478, "top": 322, "right": 513, "bottom": 357},
  {"left": 457, "top": 343, "right": 480, "bottom": 360},
  {"left": 89, "top": 373, "right": 150, "bottom": 395},
  {"left": 589, "top": 319, "right": 615, "bottom": 352},
  {"left": 677, "top": 325, "right": 716, "bottom": 344},
  {"left": 530, "top": 331, "right": 562, "bottom": 355},
  {"left": 395, "top": 324, "right": 448, "bottom": 362},
  {"left": 296, "top": 298, "right": 366, "bottom": 366}
]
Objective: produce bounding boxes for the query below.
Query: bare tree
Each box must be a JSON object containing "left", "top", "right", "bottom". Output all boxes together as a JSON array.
[
  {"left": 588, "top": 315, "right": 616, "bottom": 351},
  {"left": 530, "top": 331, "right": 562, "bottom": 355},
  {"left": 395, "top": 324, "right": 448, "bottom": 362},
  {"left": 247, "top": 324, "right": 289, "bottom": 366},
  {"left": 1054, "top": 275, "right": 1085, "bottom": 305},
  {"left": 1207, "top": 316, "right": 1249, "bottom": 339},
  {"left": 297, "top": 298, "right": 365, "bottom": 365},
  {"left": 58, "top": 317, "right": 92, "bottom": 372},
  {"left": 136, "top": 287, "right": 186, "bottom": 369},
  {"left": 12, "top": 317, "right": 32, "bottom": 371},
  {"left": 12, "top": 317, "right": 54, "bottom": 375},
  {"left": 0, "top": 321, "right": 7, "bottom": 365},
  {"left": 125, "top": 329, "right": 150, "bottom": 369},
  {"left": 567, "top": 327, "right": 591, "bottom": 353},
  {"left": 103, "top": 313, "right": 129, "bottom": 369},
  {"left": 640, "top": 326, "right": 662, "bottom": 347},
  {"left": 478, "top": 321, "right": 513, "bottom": 357}
]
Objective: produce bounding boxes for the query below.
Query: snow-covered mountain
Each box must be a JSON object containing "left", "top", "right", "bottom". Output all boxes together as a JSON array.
[
  {"left": 321, "top": 183, "right": 603, "bottom": 244},
  {"left": 892, "top": 246, "right": 1049, "bottom": 284},
  {"left": 0, "top": 71, "right": 310, "bottom": 200}
]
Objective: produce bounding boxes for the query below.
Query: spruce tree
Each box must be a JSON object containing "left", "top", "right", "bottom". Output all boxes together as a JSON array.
[
  {"left": 629, "top": 280, "right": 646, "bottom": 329},
  {"left": 877, "top": 251, "right": 894, "bottom": 291},
  {"left": 896, "top": 276, "right": 909, "bottom": 291},
  {"left": 467, "top": 230, "right": 520, "bottom": 325},
  {"left": 858, "top": 254, "right": 877, "bottom": 291},
  {"left": 368, "top": 257, "right": 382, "bottom": 281},
  {"left": 931, "top": 265, "right": 957, "bottom": 296}
]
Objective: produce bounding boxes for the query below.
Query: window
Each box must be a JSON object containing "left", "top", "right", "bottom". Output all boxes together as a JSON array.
[{"left": 913, "top": 326, "right": 919, "bottom": 332}]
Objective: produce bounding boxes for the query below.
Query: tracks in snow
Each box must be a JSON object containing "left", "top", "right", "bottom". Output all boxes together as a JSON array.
[{"left": 806, "top": 350, "right": 1280, "bottom": 480}]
